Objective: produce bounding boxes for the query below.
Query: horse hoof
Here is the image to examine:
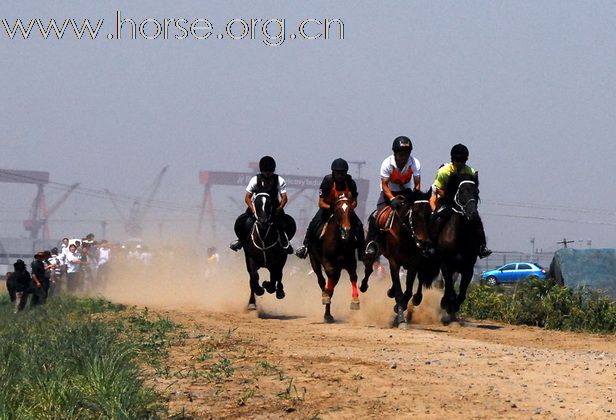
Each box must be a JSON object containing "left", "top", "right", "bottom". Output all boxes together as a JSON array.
[
  {"left": 324, "top": 315, "right": 335, "bottom": 323},
  {"left": 263, "top": 281, "right": 276, "bottom": 294},
  {"left": 397, "top": 321, "right": 408, "bottom": 330},
  {"left": 247, "top": 303, "right": 257, "bottom": 311},
  {"left": 359, "top": 282, "right": 369, "bottom": 293},
  {"left": 276, "top": 289, "right": 285, "bottom": 300},
  {"left": 350, "top": 301, "right": 360, "bottom": 310},
  {"left": 254, "top": 286, "right": 265, "bottom": 296},
  {"left": 387, "top": 288, "right": 395, "bottom": 298}
]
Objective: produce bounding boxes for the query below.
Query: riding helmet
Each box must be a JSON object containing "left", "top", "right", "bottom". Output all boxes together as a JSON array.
[
  {"left": 450, "top": 144, "right": 469, "bottom": 162},
  {"left": 331, "top": 158, "right": 349, "bottom": 173},
  {"left": 392, "top": 136, "right": 412, "bottom": 153},
  {"left": 259, "top": 156, "right": 276, "bottom": 172}
]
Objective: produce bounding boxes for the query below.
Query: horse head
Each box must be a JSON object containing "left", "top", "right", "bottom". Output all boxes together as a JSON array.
[
  {"left": 408, "top": 189, "right": 433, "bottom": 251},
  {"left": 252, "top": 193, "right": 274, "bottom": 225},
  {"left": 333, "top": 192, "right": 353, "bottom": 241},
  {"left": 453, "top": 174, "right": 480, "bottom": 222}
]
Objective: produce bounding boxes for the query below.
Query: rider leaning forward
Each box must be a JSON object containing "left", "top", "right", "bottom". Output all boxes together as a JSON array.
[
  {"left": 295, "top": 158, "right": 365, "bottom": 260},
  {"left": 365, "top": 136, "right": 422, "bottom": 256},
  {"left": 429, "top": 143, "right": 492, "bottom": 258},
  {"left": 229, "top": 155, "right": 294, "bottom": 254}
]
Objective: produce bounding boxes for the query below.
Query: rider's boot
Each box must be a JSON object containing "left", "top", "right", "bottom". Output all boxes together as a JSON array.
[
  {"left": 475, "top": 218, "right": 492, "bottom": 259},
  {"left": 295, "top": 244, "right": 309, "bottom": 259},
  {"left": 229, "top": 239, "right": 242, "bottom": 252},
  {"left": 364, "top": 215, "right": 379, "bottom": 257}
]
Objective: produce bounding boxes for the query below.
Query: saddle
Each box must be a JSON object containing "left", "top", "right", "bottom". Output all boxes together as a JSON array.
[{"left": 375, "top": 207, "right": 396, "bottom": 231}]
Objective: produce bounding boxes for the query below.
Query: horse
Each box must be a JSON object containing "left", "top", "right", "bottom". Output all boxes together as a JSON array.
[
  {"left": 307, "top": 191, "right": 361, "bottom": 323},
  {"left": 433, "top": 173, "right": 481, "bottom": 323},
  {"left": 237, "top": 192, "right": 296, "bottom": 310},
  {"left": 360, "top": 189, "right": 439, "bottom": 329}
]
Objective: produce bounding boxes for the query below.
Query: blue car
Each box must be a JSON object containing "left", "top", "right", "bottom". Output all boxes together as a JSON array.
[{"left": 481, "top": 262, "right": 547, "bottom": 286}]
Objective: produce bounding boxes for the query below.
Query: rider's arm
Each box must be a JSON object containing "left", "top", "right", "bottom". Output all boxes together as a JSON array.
[
  {"left": 381, "top": 178, "right": 395, "bottom": 201},
  {"left": 318, "top": 197, "right": 331, "bottom": 210},
  {"left": 244, "top": 192, "right": 255, "bottom": 214},
  {"left": 413, "top": 175, "right": 421, "bottom": 191},
  {"left": 279, "top": 192, "right": 288, "bottom": 209},
  {"left": 430, "top": 188, "right": 444, "bottom": 211}
]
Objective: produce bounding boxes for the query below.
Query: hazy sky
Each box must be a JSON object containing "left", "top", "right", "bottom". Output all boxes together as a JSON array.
[{"left": 1, "top": 1, "right": 615, "bottom": 252}]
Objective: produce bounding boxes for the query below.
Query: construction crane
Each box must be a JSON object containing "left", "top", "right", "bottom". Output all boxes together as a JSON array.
[
  {"left": 106, "top": 166, "right": 169, "bottom": 237},
  {"left": 24, "top": 183, "right": 80, "bottom": 240}
]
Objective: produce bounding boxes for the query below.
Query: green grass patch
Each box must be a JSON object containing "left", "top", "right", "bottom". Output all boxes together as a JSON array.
[
  {"left": 462, "top": 277, "right": 616, "bottom": 333},
  {"left": 0, "top": 295, "right": 166, "bottom": 419}
]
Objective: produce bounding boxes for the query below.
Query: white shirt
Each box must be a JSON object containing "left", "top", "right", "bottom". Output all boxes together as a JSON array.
[
  {"left": 379, "top": 155, "right": 421, "bottom": 192},
  {"left": 65, "top": 250, "right": 81, "bottom": 273},
  {"left": 98, "top": 248, "right": 110, "bottom": 266},
  {"left": 246, "top": 175, "right": 287, "bottom": 198}
]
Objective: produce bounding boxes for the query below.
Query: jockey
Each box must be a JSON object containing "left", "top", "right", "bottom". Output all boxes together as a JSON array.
[
  {"left": 229, "top": 156, "right": 293, "bottom": 254},
  {"left": 429, "top": 143, "right": 492, "bottom": 258},
  {"left": 365, "top": 136, "right": 421, "bottom": 256},
  {"left": 295, "top": 158, "right": 365, "bottom": 260}
]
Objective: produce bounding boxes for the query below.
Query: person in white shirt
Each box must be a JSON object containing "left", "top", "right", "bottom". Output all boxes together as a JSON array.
[
  {"left": 64, "top": 244, "right": 82, "bottom": 293},
  {"left": 365, "top": 136, "right": 422, "bottom": 256},
  {"left": 97, "top": 240, "right": 111, "bottom": 284},
  {"left": 229, "top": 156, "right": 295, "bottom": 254}
]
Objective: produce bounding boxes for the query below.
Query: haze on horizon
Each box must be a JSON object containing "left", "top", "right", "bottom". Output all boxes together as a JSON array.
[{"left": 1, "top": 1, "right": 615, "bottom": 254}]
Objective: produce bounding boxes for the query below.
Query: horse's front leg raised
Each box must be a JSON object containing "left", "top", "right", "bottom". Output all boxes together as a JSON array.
[{"left": 359, "top": 253, "right": 376, "bottom": 293}]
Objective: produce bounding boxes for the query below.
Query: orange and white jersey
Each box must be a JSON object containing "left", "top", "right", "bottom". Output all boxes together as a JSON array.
[{"left": 379, "top": 155, "right": 421, "bottom": 191}]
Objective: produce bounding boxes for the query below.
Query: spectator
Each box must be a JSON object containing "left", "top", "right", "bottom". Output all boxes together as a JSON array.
[
  {"left": 31, "top": 252, "right": 49, "bottom": 306},
  {"left": 10, "top": 260, "right": 32, "bottom": 313},
  {"left": 65, "top": 244, "right": 81, "bottom": 293}
]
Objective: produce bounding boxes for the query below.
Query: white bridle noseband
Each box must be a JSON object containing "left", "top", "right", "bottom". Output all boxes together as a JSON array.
[{"left": 453, "top": 180, "right": 477, "bottom": 216}]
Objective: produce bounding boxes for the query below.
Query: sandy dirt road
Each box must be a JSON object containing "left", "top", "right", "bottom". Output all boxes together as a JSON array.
[{"left": 101, "top": 263, "right": 616, "bottom": 419}]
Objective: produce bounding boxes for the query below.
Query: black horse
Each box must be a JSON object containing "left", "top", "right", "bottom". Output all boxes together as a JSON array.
[
  {"left": 360, "top": 190, "right": 439, "bottom": 329},
  {"left": 235, "top": 192, "right": 296, "bottom": 310},
  {"left": 308, "top": 191, "right": 361, "bottom": 323},
  {"left": 434, "top": 173, "right": 481, "bottom": 323}
]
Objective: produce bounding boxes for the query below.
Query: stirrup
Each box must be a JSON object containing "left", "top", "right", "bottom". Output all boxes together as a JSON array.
[
  {"left": 229, "top": 240, "right": 242, "bottom": 252},
  {"left": 295, "top": 245, "right": 308, "bottom": 259},
  {"left": 365, "top": 241, "right": 378, "bottom": 256}
]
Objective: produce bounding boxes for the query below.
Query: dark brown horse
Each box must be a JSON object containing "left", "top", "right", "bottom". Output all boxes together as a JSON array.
[
  {"left": 237, "top": 193, "right": 296, "bottom": 310},
  {"left": 434, "top": 173, "right": 481, "bottom": 322},
  {"left": 360, "top": 190, "right": 439, "bottom": 329},
  {"left": 308, "top": 192, "right": 361, "bottom": 323}
]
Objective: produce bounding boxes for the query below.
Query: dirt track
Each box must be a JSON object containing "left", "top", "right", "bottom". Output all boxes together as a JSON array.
[{"left": 100, "top": 263, "right": 616, "bottom": 418}]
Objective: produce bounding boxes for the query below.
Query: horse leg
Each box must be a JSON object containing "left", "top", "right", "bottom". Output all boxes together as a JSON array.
[
  {"left": 246, "top": 257, "right": 264, "bottom": 297},
  {"left": 409, "top": 268, "right": 424, "bottom": 307},
  {"left": 247, "top": 289, "right": 257, "bottom": 311},
  {"left": 309, "top": 255, "right": 329, "bottom": 305},
  {"left": 323, "top": 267, "right": 340, "bottom": 323},
  {"left": 271, "top": 266, "right": 285, "bottom": 300},
  {"left": 389, "top": 264, "right": 407, "bottom": 329},
  {"left": 454, "top": 267, "right": 474, "bottom": 314},
  {"left": 359, "top": 254, "right": 375, "bottom": 293},
  {"left": 348, "top": 261, "right": 360, "bottom": 310},
  {"left": 440, "top": 265, "right": 458, "bottom": 324}
]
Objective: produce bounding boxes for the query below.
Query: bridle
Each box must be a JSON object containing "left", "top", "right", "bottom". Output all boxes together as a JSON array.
[
  {"left": 250, "top": 193, "right": 278, "bottom": 264},
  {"left": 453, "top": 180, "right": 478, "bottom": 218}
]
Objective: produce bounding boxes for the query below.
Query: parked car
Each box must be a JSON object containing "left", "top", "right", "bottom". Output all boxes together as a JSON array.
[{"left": 481, "top": 262, "right": 547, "bottom": 286}]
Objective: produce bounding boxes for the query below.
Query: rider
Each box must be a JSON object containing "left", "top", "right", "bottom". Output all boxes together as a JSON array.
[
  {"left": 295, "top": 158, "right": 365, "bottom": 260},
  {"left": 365, "top": 136, "right": 422, "bottom": 256},
  {"left": 429, "top": 143, "right": 492, "bottom": 258},
  {"left": 229, "top": 156, "right": 293, "bottom": 254}
]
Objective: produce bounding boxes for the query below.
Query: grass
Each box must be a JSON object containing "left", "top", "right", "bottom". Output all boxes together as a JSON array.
[
  {"left": 0, "top": 295, "right": 165, "bottom": 419},
  {"left": 462, "top": 276, "right": 616, "bottom": 333}
]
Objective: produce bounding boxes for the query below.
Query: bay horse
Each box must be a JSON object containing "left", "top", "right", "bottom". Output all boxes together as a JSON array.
[
  {"left": 237, "top": 192, "right": 296, "bottom": 310},
  {"left": 308, "top": 191, "right": 361, "bottom": 323},
  {"left": 360, "top": 190, "right": 439, "bottom": 329},
  {"left": 434, "top": 173, "right": 481, "bottom": 323}
]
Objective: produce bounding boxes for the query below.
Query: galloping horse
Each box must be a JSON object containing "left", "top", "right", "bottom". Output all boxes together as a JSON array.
[
  {"left": 308, "top": 191, "right": 361, "bottom": 323},
  {"left": 236, "top": 192, "right": 296, "bottom": 310},
  {"left": 434, "top": 173, "right": 481, "bottom": 322},
  {"left": 360, "top": 190, "right": 439, "bottom": 329}
]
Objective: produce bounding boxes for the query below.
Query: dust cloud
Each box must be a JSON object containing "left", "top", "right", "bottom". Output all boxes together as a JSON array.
[{"left": 85, "top": 242, "right": 444, "bottom": 328}]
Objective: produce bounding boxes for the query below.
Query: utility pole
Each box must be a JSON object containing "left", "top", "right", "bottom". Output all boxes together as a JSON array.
[
  {"left": 557, "top": 238, "right": 574, "bottom": 248},
  {"left": 530, "top": 237, "right": 535, "bottom": 259}
]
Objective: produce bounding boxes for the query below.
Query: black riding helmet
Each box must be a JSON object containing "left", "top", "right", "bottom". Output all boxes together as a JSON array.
[
  {"left": 450, "top": 144, "right": 469, "bottom": 162},
  {"left": 392, "top": 136, "right": 412, "bottom": 153},
  {"left": 259, "top": 156, "right": 276, "bottom": 172},
  {"left": 331, "top": 158, "right": 349, "bottom": 173}
]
